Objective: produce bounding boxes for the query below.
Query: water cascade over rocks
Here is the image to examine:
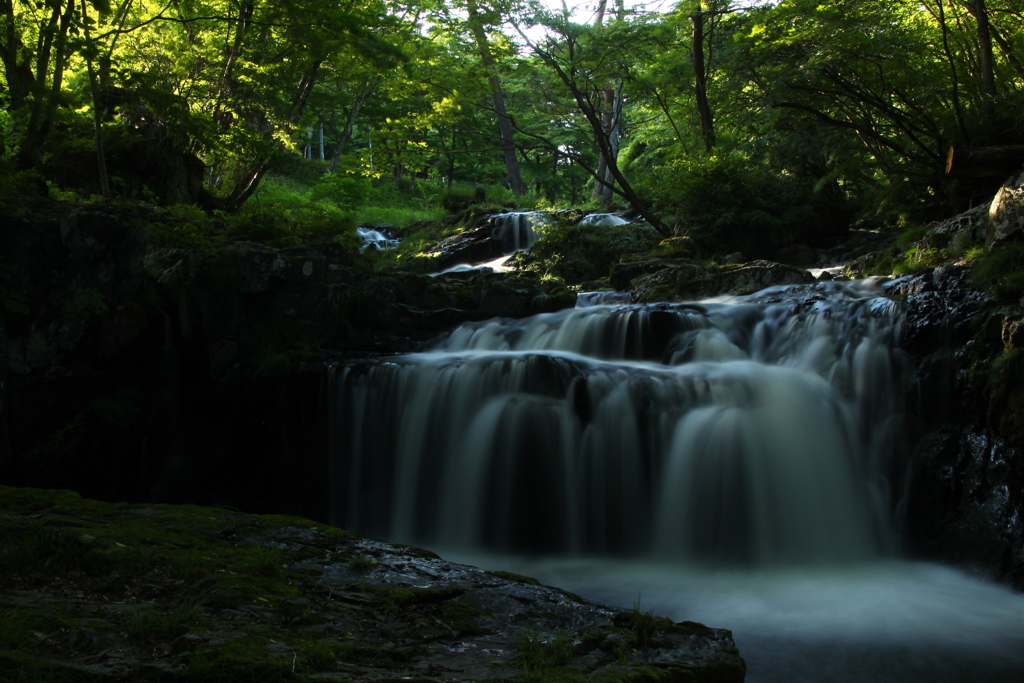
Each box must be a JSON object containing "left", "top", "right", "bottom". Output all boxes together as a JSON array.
[
  {"left": 330, "top": 278, "right": 1024, "bottom": 682},
  {"left": 490, "top": 211, "right": 546, "bottom": 253},
  {"left": 357, "top": 226, "right": 400, "bottom": 250},
  {"left": 331, "top": 280, "right": 905, "bottom": 564}
]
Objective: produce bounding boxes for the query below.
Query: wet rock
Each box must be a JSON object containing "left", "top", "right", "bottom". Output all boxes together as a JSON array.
[
  {"left": 988, "top": 173, "right": 1024, "bottom": 250},
  {"left": 425, "top": 225, "right": 506, "bottom": 271},
  {"left": 905, "top": 426, "right": 1024, "bottom": 587},
  {"left": 896, "top": 266, "right": 1024, "bottom": 588}
]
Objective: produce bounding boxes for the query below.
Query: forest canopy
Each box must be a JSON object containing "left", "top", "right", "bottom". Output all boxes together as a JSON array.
[{"left": 1, "top": 0, "right": 1023, "bottom": 235}]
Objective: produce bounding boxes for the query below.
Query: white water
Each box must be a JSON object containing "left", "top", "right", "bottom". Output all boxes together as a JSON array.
[
  {"left": 329, "top": 278, "right": 1024, "bottom": 681},
  {"left": 579, "top": 212, "right": 630, "bottom": 226},
  {"left": 357, "top": 226, "right": 399, "bottom": 250}
]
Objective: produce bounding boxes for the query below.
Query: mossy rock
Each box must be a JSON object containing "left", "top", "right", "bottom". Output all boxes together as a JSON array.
[{"left": 0, "top": 486, "right": 744, "bottom": 681}]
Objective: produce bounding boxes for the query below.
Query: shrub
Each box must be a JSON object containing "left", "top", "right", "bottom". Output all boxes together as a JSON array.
[
  {"left": 649, "top": 152, "right": 818, "bottom": 257},
  {"left": 527, "top": 219, "right": 661, "bottom": 284}
]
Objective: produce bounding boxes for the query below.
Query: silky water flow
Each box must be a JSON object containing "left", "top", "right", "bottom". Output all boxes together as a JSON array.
[{"left": 329, "top": 279, "right": 1024, "bottom": 682}]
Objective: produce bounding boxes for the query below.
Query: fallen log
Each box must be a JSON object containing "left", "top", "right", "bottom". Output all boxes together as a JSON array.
[{"left": 946, "top": 145, "right": 1024, "bottom": 177}]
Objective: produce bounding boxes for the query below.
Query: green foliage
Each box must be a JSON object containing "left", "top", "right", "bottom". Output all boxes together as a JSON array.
[
  {"left": 0, "top": 161, "right": 43, "bottom": 214},
  {"left": 972, "top": 243, "right": 1024, "bottom": 299},
  {"left": 650, "top": 153, "right": 816, "bottom": 257},
  {"left": 234, "top": 177, "right": 359, "bottom": 247},
  {"left": 527, "top": 219, "right": 661, "bottom": 284},
  {"left": 149, "top": 204, "right": 223, "bottom": 249},
  {"left": 309, "top": 172, "right": 371, "bottom": 213}
]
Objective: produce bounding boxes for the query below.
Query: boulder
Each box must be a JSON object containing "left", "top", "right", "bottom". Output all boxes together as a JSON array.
[
  {"left": 656, "top": 236, "right": 697, "bottom": 258},
  {"left": 0, "top": 486, "right": 747, "bottom": 682},
  {"left": 609, "top": 258, "right": 703, "bottom": 291},
  {"left": 425, "top": 225, "right": 506, "bottom": 270},
  {"left": 987, "top": 182, "right": 1024, "bottom": 250}
]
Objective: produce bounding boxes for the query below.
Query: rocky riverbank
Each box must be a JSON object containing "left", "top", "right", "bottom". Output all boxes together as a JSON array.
[{"left": 0, "top": 485, "right": 745, "bottom": 682}]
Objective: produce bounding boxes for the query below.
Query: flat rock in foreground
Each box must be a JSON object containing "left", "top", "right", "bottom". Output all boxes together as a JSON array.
[{"left": 0, "top": 486, "right": 745, "bottom": 681}]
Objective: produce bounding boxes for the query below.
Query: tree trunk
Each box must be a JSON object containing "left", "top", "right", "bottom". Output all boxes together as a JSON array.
[
  {"left": 466, "top": 0, "right": 526, "bottom": 196},
  {"left": 536, "top": 51, "right": 670, "bottom": 235},
  {"left": 946, "top": 145, "right": 1024, "bottom": 177},
  {"left": 970, "top": 0, "right": 996, "bottom": 139},
  {"left": 327, "top": 79, "right": 377, "bottom": 173},
  {"left": 18, "top": 0, "right": 76, "bottom": 169},
  {"left": 81, "top": 1, "right": 111, "bottom": 199},
  {"left": 692, "top": 7, "right": 716, "bottom": 152},
  {"left": 592, "top": 87, "right": 614, "bottom": 203}
]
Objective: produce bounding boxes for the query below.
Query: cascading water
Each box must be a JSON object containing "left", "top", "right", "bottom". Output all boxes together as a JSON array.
[
  {"left": 357, "top": 226, "right": 400, "bottom": 251},
  {"left": 333, "top": 280, "right": 902, "bottom": 563},
  {"left": 490, "top": 211, "right": 546, "bottom": 253},
  {"left": 328, "top": 279, "right": 1024, "bottom": 682}
]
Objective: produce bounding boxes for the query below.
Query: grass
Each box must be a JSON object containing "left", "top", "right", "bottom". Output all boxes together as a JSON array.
[
  {"left": 300, "top": 638, "right": 336, "bottom": 671},
  {"left": 972, "top": 242, "right": 1024, "bottom": 299},
  {"left": 347, "top": 554, "right": 377, "bottom": 573},
  {"left": 123, "top": 605, "right": 198, "bottom": 645},
  {"left": 514, "top": 631, "right": 577, "bottom": 681},
  {"left": 629, "top": 600, "right": 659, "bottom": 650}
]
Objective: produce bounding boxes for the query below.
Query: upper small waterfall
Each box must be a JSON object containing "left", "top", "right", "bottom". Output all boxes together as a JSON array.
[
  {"left": 490, "top": 211, "right": 547, "bottom": 253},
  {"left": 329, "top": 279, "right": 909, "bottom": 566}
]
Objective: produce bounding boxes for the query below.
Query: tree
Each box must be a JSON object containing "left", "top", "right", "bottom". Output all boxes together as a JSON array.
[
  {"left": 464, "top": 0, "right": 526, "bottom": 196},
  {"left": 518, "top": 13, "right": 671, "bottom": 234}
]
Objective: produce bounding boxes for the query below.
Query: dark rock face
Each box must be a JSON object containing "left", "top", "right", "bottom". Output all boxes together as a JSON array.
[
  {"left": 2, "top": 204, "right": 575, "bottom": 515},
  {"left": 1, "top": 204, "right": 155, "bottom": 493},
  {"left": 895, "top": 266, "right": 1024, "bottom": 588},
  {"left": 906, "top": 427, "right": 1024, "bottom": 587}
]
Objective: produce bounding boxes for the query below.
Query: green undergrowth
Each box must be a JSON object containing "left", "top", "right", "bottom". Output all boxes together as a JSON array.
[
  {"left": 524, "top": 218, "right": 662, "bottom": 284},
  {"left": 971, "top": 242, "right": 1024, "bottom": 299}
]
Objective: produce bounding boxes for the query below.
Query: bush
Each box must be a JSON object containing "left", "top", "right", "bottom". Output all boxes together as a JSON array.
[
  {"left": 310, "top": 172, "right": 370, "bottom": 213},
  {"left": 527, "top": 219, "right": 661, "bottom": 284},
  {"left": 649, "top": 153, "right": 818, "bottom": 257}
]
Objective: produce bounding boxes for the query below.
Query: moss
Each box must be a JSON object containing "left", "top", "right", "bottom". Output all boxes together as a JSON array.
[
  {"left": 354, "top": 584, "right": 464, "bottom": 611},
  {"left": 440, "top": 599, "right": 490, "bottom": 636},
  {"left": 979, "top": 348, "right": 1024, "bottom": 445},
  {"left": 184, "top": 637, "right": 296, "bottom": 682}
]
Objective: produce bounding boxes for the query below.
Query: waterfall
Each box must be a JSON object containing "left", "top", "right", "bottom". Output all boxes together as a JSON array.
[
  {"left": 490, "top": 212, "right": 545, "bottom": 253},
  {"left": 357, "top": 226, "right": 399, "bottom": 251},
  {"left": 329, "top": 279, "right": 908, "bottom": 566}
]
